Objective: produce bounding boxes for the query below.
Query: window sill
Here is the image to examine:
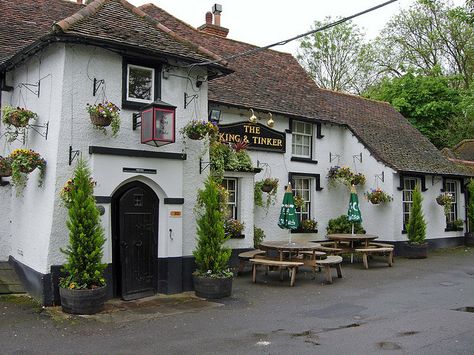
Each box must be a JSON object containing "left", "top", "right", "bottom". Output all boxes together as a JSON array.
[
  {"left": 229, "top": 234, "right": 245, "bottom": 239},
  {"left": 290, "top": 157, "right": 318, "bottom": 164},
  {"left": 291, "top": 229, "right": 318, "bottom": 234},
  {"left": 122, "top": 101, "right": 152, "bottom": 111},
  {"left": 445, "top": 227, "right": 463, "bottom": 232}
]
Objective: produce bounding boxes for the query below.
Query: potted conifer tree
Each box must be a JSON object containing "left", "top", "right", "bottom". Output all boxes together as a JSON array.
[
  {"left": 405, "top": 183, "right": 428, "bottom": 258},
  {"left": 466, "top": 179, "right": 474, "bottom": 246},
  {"left": 59, "top": 158, "right": 107, "bottom": 314},
  {"left": 193, "top": 176, "right": 233, "bottom": 299}
]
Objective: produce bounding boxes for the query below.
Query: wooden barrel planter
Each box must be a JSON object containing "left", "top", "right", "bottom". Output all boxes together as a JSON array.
[
  {"left": 193, "top": 274, "right": 232, "bottom": 299},
  {"left": 59, "top": 285, "right": 107, "bottom": 315},
  {"left": 90, "top": 113, "right": 112, "bottom": 127}
]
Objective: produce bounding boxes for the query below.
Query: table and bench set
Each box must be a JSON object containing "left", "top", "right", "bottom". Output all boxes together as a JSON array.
[{"left": 238, "top": 234, "right": 394, "bottom": 287}]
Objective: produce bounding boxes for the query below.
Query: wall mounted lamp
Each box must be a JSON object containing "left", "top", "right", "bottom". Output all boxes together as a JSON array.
[
  {"left": 248, "top": 108, "right": 258, "bottom": 124},
  {"left": 132, "top": 99, "right": 176, "bottom": 147}
]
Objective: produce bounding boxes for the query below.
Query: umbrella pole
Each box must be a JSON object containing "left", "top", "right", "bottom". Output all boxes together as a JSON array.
[{"left": 351, "top": 223, "right": 355, "bottom": 263}]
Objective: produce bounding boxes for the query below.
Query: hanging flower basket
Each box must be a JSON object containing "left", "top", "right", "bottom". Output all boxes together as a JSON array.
[
  {"left": 180, "top": 120, "right": 218, "bottom": 140},
  {"left": 1, "top": 105, "right": 37, "bottom": 128},
  {"left": 87, "top": 102, "right": 121, "bottom": 136},
  {"left": 9, "top": 149, "right": 46, "bottom": 194},
  {"left": 90, "top": 112, "right": 112, "bottom": 127},
  {"left": 327, "top": 166, "right": 366, "bottom": 188},
  {"left": 0, "top": 156, "right": 13, "bottom": 177},
  {"left": 364, "top": 188, "right": 393, "bottom": 205},
  {"left": 261, "top": 178, "right": 278, "bottom": 193},
  {"left": 436, "top": 192, "right": 453, "bottom": 206}
]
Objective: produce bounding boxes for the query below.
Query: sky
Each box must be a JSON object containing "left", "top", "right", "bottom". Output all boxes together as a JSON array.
[{"left": 127, "top": 0, "right": 414, "bottom": 55}]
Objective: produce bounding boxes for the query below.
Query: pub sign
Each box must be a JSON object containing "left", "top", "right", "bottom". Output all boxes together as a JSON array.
[{"left": 218, "top": 122, "right": 286, "bottom": 153}]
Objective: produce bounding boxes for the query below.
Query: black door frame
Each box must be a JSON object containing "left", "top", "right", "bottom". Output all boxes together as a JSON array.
[{"left": 111, "top": 180, "right": 159, "bottom": 299}]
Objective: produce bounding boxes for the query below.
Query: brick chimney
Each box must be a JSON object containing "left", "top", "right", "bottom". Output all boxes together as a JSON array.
[{"left": 198, "top": 4, "right": 229, "bottom": 38}]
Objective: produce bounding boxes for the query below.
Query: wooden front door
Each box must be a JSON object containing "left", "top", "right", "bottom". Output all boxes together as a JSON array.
[{"left": 113, "top": 182, "right": 158, "bottom": 300}]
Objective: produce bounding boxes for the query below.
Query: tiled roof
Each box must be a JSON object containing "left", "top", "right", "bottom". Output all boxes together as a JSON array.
[
  {"left": 0, "top": 0, "right": 82, "bottom": 65},
  {"left": 141, "top": 3, "right": 472, "bottom": 177},
  {"left": 451, "top": 139, "right": 474, "bottom": 162},
  {"left": 0, "top": 0, "right": 227, "bottom": 70}
]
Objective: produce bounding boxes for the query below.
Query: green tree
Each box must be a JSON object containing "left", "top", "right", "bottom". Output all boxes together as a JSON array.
[
  {"left": 375, "top": 0, "right": 474, "bottom": 88},
  {"left": 406, "top": 183, "right": 427, "bottom": 245},
  {"left": 365, "top": 71, "right": 461, "bottom": 148},
  {"left": 297, "top": 17, "right": 378, "bottom": 94},
  {"left": 60, "top": 158, "right": 106, "bottom": 289},
  {"left": 193, "top": 176, "right": 231, "bottom": 276}
]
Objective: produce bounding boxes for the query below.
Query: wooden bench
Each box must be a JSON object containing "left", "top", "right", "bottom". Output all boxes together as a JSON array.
[
  {"left": 354, "top": 247, "right": 394, "bottom": 269},
  {"left": 370, "top": 242, "right": 395, "bottom": 249},
  {"left": 297, "top": 251, "right": 327, "bottom": 272},
  {"left": 315, "top": 243, "right": 343, "bottom": 255},
  {"left": 237, "top": 250, "right": 265, "bottom": 274},
  {"left": 315, "top": 255, "right": 343, "bottom": 284},
  {"left": 250, "top": 258, "right": 304, "bottom": 286}
]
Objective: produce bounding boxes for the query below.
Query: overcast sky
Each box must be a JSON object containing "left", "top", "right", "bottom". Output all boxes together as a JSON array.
[{"left": 128, "top": 0, "right": 462, "bottom": 55}]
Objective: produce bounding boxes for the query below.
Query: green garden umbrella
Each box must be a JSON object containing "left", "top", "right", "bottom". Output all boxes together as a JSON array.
[
  {"left": 278, "top": 183, "right": 299, "bottom": 244},
  {"left": 347, "top": 185, "right": 362, "bottom": 235}
]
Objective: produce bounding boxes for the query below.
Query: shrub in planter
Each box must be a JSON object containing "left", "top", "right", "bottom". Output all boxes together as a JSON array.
[
  {"left": 225, "top": 218, "right": 245, "bottom": 238},
  {"left": 326, "top": 215, "right": 365, "bottom": 234},
  {"left": 87, "top": 101, "right": 120, "bottom": 136},
  {"left": 59, "top": 158, "right": 107, "bottom": 314},
  {"left": 60, "top": 176, "right": 96, "bottom": 208},
  {"left": 466, "top": 179, "right": 474, "bottom": 245},
  {"left": 180, "top": 120, "right": 218, "bottom": 140},
  {"left": 301, "top": 218, "right": 318, "bottom": 231},
  {"left": 0, "top": 156, "right": 12, "bottom": 177},
  {"left": 254, "top": 226, "right": 265, "bottom": 248},
  {"left": 9, "top": 149, "right": 46, "bottom": 195},
  {"left": 193, "top": 176, "right": 232, "bottom": 299},
  {"left": 406, "top": 183, "right": 427, "bottom": 258},
  {"left": 364, "top": 188, "right": 393, "bottom": 205}
]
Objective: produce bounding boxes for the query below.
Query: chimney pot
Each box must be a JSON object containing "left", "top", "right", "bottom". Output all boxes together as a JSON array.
[
  {"left": 205, "top": 11, "right": 212, "bottom": 25},
  {"left": 76, "top": 0, "right": 83, "bottom": 4},
  {"left": 212, "top": 4, "right": 222, "bottom": 27}
]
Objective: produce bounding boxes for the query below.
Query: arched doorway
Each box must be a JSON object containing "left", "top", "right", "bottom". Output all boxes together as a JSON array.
[{"left": 112, "top": 181, "right": 159, "bottom": 300}]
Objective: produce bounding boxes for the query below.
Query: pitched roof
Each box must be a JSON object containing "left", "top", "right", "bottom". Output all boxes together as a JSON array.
[
  {"left": 141, "top": 3, "right": 471, "bottom": 177},
  {"left": 0, "top": 0, "right": 82, "bottom": 66},
  {"left": 451, "top": 139, "right": 474, "bottom": 162},
  {"left": 0, "top": 0, "right": 228, "bottom": 71}
]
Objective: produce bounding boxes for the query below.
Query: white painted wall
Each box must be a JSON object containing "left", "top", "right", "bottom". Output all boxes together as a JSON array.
[
  {"left": 1, "top": 44, "right": 66, "bottom": 271},
  {"left": 1, "top": 43, "right": 210, "bottom": 271},
  {"left": 215, "top": 106, "right": 466, "bottom": 245}
]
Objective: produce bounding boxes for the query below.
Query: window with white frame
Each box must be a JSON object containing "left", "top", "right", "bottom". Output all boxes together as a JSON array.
[
  {"left": 293, "top": 177, "right": 311, "bottom": 222},
  {"left": 445, "top": 180, "right": 458, "bottom": 224},
  {"left": 402, "top": 177, "right": 419, "bottom": 230},
  {"left": 127, "top": 64, "right": 155, "bottom": 103},
  {"left": 222, "top": 178, "right": 238, "bottom": 219},
  {"left": 292, "top": 121, "right": 313, "bottom": 158}
]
